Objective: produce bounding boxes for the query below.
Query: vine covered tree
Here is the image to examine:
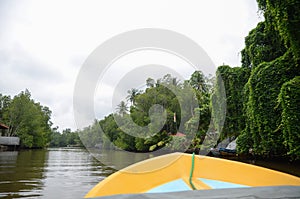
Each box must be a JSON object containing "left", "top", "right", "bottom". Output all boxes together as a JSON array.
[{"left": 236, "top": 0, "right": 300, "bottom": 159}]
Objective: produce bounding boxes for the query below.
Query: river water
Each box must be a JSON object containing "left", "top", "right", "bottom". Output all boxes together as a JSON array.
[
  {"left": 0, "top": 148, "right": 114, "bottom": 199},
  {"left": 0, "top": 148, "right": 300, "bottom": 199}
]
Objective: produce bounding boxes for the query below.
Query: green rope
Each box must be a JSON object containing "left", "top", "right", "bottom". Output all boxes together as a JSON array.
[{"left": 189, "top": 152, "right": 197, "bottom": 190}]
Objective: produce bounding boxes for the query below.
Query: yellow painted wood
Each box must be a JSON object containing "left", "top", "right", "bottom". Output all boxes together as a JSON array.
[{"left": 85, "top": 153, "right": 300, "bottom": 198}]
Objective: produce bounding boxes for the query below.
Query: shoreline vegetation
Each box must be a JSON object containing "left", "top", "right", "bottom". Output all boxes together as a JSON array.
[{"left": 1, "top": 0, "right": 299, "bottom": 161}]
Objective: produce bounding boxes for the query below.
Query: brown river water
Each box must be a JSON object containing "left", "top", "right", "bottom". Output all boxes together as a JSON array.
[{"left": 0, "top": 148, "right": 299, "bottom": 199}]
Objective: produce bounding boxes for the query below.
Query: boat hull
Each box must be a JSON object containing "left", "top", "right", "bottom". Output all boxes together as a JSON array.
[{"left": 85, "top": 152, "right": 300, "bottom": 198}]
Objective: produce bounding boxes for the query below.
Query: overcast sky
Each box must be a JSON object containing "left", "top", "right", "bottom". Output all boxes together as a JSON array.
[{"left": 0, "top": 0, "right": 262, "bottom": 131}]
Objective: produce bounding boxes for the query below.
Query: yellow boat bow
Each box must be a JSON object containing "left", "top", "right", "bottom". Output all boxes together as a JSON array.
[{"left": 85, "top": 152, "right": 300, "bottom": 198}]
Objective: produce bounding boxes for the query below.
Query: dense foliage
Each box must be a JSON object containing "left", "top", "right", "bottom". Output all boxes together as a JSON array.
[
  {"left": 49, "top": 128, "right": 82, "bottom": 147},
  {"left": 230, "top": 0, "right": 300, "bottom": 159},
  {"left": 240, "top": 51, "right": 299, "bottom": 156},
  {"left": 278, "top": 77, "right": 300, "bottom": 159},
  {"left": 256, "top": 0, "right": 300, "bottom": 63},
  {"left": 78, "top": 72, "right": 213, "bottom": 152},
  {"left": 212, "top": 66, "right": 250, "bottom": 140},
  {"left": 0, "top": 90, "right": 53, "bottom": 148},
  {"left": 241, "top": 21, "right": 286, "bottom": 68}
]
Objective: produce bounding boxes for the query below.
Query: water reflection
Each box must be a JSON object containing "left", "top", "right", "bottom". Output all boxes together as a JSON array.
[
  {"left": 89, "top": 148, "right": 154, "bottom": 169},
  {"left": 0, "top": 150, "right": 46, "bottom": 198},
  {"left": 89, "top": 148, "right": 178, "bottom": 171},
  {"left": 0, "top": 148, "right": 115, "bottom": 199},
  {"left": 41, "top": 148, "right": 114, "bottom": 199}
]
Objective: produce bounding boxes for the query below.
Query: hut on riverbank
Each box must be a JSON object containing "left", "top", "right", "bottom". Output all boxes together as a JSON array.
[
  {"left": 0, "top": 123, "right": 9, "bottom": 129},
  {"left": 0, "top": 123, "right": 9, "bottom": 136},
  {"left": 0, "top": 123, "right": 20, "bottom": 150}
]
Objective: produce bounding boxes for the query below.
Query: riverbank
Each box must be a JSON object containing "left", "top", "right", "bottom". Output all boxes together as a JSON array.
[{"left": 215, "top": 155, "right": 300, "bottom": 178}]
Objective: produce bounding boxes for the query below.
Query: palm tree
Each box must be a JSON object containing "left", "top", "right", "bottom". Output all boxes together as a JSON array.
[
  {"left": 126, "top": 88, "right": 141, "bottom": 105},
  {"left": 146, "top": 78, "right": 155, "bottom": 88},
  {"left": 116, "top": 101, "right": 128, "bottom": 116}
]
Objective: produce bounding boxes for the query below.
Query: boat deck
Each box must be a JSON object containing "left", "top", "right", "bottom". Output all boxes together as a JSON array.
[{"left": 94, "top": 186, "right": 300, "bottom": 199}]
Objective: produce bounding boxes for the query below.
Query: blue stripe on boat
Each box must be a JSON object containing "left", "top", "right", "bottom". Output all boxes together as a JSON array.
[
  {"left": 147, "top": 179, "right": 191, "bottom": 193},
  {"left": 199, "top": 178, "right": 249, "bottom": 189}
]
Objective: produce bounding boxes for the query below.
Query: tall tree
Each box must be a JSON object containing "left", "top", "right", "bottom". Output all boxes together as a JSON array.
[
  {"left": 4, "top": 90, "right": 53, "bottom": 148},
  {"left": 116, "top": 101, "right": 128, "bottom": 116},
  {"left": 126, "top": 88, "right": 141, "bottom": 105},
  {"left": 0, "top": 94, "right": 11, "bottom": 130},
  {"left": 189, "top": 71, "right": 208, "bottom": 93}
]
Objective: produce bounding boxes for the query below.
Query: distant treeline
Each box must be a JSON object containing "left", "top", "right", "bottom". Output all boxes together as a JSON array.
[
  {"left": 0, "top": 90, "right": 82, "bottom": 148},
  {"left": 49, "top": 128, "right": 82, "bottom": 147}
]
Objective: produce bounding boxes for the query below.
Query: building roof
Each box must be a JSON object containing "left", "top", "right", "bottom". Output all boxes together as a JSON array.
[
  {"left": 171, "top": 132, "right": 186, "bottom": 137},
  {"left": 0, "top": 123, "right": 9, "bottom": 129}
]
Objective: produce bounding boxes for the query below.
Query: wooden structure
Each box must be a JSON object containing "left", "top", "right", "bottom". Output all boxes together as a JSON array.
[
  {"left": 0, "top": 123, "right": 9, "bottom": 129},
  {"left": 171, "top": 132, "right": 186, "bottom": 137},
  {"left": 0, "top": 136, "right": 20, "bottom": 146},
  {"left": 0, "top": 123, "right": 20, "bottom": 150},
  {"left": 0, "top": 123, "right": 9, "bottom": 137}
]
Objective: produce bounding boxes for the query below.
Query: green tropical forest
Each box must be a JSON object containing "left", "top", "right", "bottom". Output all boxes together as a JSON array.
[
  {"left": 0, "top": 0, "right": 299, "bottom": 160},
  {"left": 0, "top": 90, "right": 53, "bottom": 148},
  {"left": 0, "top": 90, "right": 82, "bottom": 148}
]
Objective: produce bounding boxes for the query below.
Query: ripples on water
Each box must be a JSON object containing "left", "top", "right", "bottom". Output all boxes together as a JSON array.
[{"left": 0, "top": 148, "right": 115, "bottom": 199}]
